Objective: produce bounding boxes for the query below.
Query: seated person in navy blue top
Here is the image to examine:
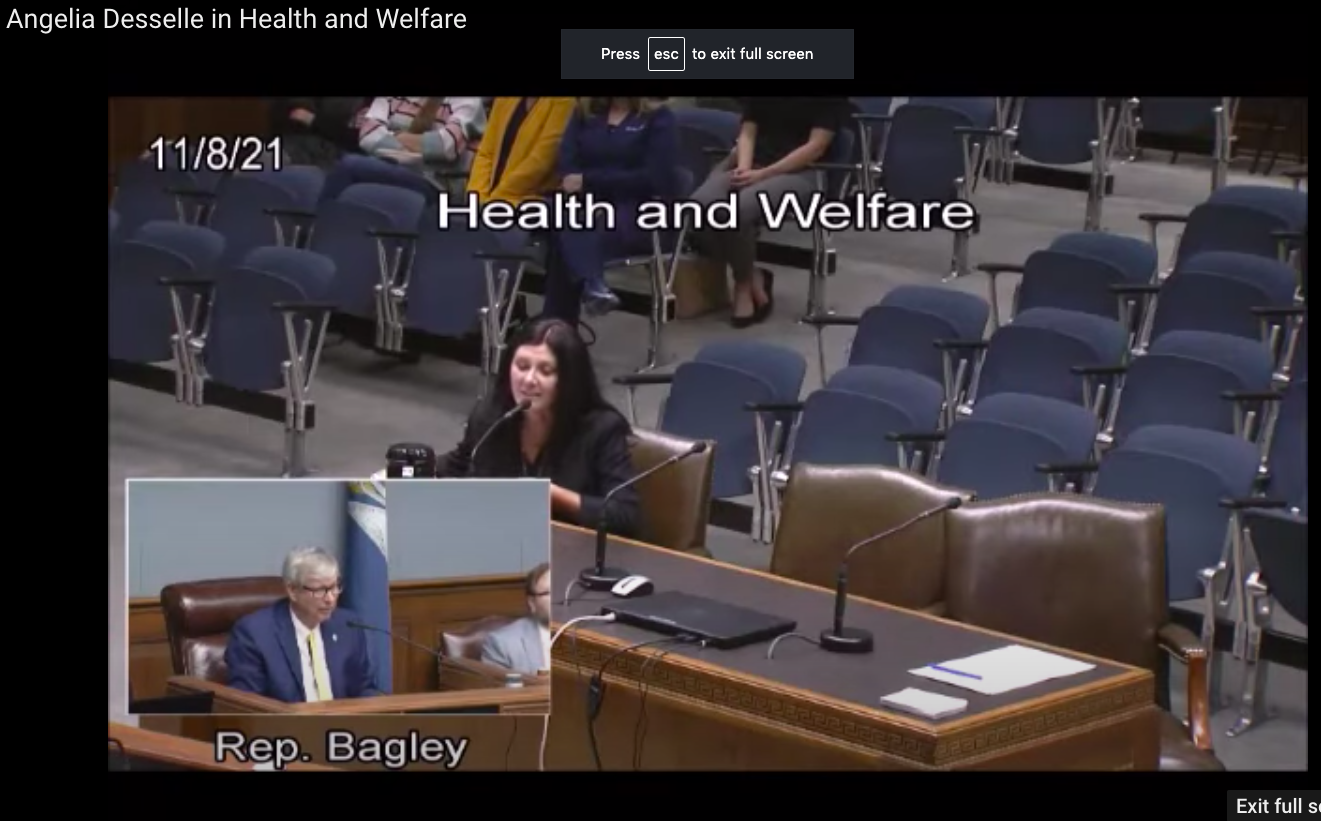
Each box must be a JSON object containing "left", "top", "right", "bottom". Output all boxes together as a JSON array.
[
  {"left": 224, "top": 546, "right": 385, "bottom": 704},
  {"left": 547, "top": 97, "right": 679, "bottom": 323}
]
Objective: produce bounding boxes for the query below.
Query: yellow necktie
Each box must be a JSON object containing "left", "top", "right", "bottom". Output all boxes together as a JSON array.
[{"left": 307, "top": 632, "right": 332, "bottom": 701}]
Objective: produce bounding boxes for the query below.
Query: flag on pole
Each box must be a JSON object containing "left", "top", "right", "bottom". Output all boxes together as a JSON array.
[{"left": 341, "top": 479, "right": 390, "bottom": 693}]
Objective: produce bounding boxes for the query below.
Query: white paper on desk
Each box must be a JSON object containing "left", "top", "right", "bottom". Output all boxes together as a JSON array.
[
  {"left": 880, "top": 688, "right": 968, "bottom": 719},
  {"left": 909, "top": 644, "right": 1096, "bottom": 695}
]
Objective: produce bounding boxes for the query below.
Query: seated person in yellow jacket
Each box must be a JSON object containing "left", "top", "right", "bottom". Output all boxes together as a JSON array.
[{"left": 468, "top": 97, "right": 576, "bottom": 206}]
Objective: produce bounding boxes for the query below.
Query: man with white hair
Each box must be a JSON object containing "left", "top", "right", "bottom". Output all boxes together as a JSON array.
[{"left": 224, "top": 546, "right": 385, "bottom": 703}]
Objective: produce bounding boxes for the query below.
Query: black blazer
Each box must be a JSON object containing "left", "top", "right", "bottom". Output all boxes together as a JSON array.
[{"left": 435, "top": 404, "right": 641, "bottom": 538}]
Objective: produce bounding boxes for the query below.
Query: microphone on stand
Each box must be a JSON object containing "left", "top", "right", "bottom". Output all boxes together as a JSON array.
[
  {"left": 579, "top": 441, "right": 709, "bottom": 591},
  {"left": 819, "top": 496, "right": 963, "bottom": 654},
  {"left": 468, "top": 400, "right": 531, "bottom": 476},
  {"left": 348, "top": 620, "right": 446, "bottom": 661}
]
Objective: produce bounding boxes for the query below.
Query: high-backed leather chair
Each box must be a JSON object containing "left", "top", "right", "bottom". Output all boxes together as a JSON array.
[
  {"left": 770, "top": 464, "right": 971, "bottom": 611},
  {"left": 438, "top": 615, "right": 524, "bottom": 688},
  {"left": 441, "top": 615, "right": 516, "bottom": 660},
  {"left": 160, "top": 577, "right": 287, "bottom": 683},
  {"left": 943, "top": 493, "right": 1223, "bottom": 772},
  {"left": 629, "top": 428, "right": 715, "bottom": 557}
]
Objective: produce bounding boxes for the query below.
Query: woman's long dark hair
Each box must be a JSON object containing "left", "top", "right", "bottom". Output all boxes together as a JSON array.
[{"left": 477, "top": 317, "right": 617, "bottom": 469}]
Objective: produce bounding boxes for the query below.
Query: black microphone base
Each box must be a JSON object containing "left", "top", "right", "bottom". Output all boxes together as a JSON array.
[
  {"left": 819, "top": 627, "right": 874, "bottom": 654},
  {"left": 579, "top": 566, "right": 629, "bottom": 591}
]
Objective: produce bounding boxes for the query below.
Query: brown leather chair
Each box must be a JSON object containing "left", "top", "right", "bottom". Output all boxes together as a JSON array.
[
  {"left": 770, "top": 464, "right": 971, "bottom": 611},
  {"left": 438, "top": 615, "right": 521, "bottom": 688},
  {"left": 629, "top": 428, "right": 715, "bottom": 557},
  {"left": 440, "top": 615, "right": 516, "bottom": 660},
  {"left": 942, "top": 493, "right": 1223, "bottom": 772},
  {"left": 160, "top": 577, "right": 287, "bottom": 683}
]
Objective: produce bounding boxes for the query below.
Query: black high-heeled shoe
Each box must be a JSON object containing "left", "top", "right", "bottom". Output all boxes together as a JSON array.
[{"left": 752, "top": 269, "right": 775, "bottom": 324}]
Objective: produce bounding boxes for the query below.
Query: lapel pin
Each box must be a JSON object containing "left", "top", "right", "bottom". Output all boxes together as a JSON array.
[{"left": 332, "top": 633, "right": 338, "bottom": 642}]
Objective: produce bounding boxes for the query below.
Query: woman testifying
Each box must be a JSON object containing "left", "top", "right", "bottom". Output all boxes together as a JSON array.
[{"left": 433, "top": 318, "right": 641, "bottom": 538}]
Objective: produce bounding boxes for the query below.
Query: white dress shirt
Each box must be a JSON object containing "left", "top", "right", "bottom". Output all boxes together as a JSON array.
[
  {"left": 539, "top": 624, "right": 551, "bottom": 672},
  {"left": 291, "top": 615, "right": 334, "bottom": 702}
]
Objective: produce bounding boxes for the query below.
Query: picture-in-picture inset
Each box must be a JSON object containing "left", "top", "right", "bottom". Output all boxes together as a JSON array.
[{"left": 125, "top": 478, "right": 551, "bottom": 717}]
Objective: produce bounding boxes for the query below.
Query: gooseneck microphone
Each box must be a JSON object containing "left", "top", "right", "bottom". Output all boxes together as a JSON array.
[
  {"left": 579, "top": 441, "right": 709, "bottom": 591},
  {"left": 819, "top": 496, "right": 963, "bottom": 654},
  {"left": 348, "top": 620, "right": 446, "bottom": 660},
  {"left": 468, "top": 399, "right": 531, "bottom": 476}
]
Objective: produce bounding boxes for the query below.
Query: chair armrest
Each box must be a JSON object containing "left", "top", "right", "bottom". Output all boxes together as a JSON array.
[
  {"left": 1070, "top": 364, "right": 1128, "bottom": 376},
  {"left": 159, "top": 277, "right": 214, "bottom": 288},
  {"left": 745, "top": 401, "right": 804, "bottom": 413},
  {"left": 1111, "top": 283, "right": 1161, "bottom": 296},
  {"left": 886, "top": 431, "right": 946, "bottom": 444},
  {"left": 614, "top": 373, "right": 672, "bottom": 387},
  {"left": 1280, "top": 165, "right": 1307, "bottom": 182},
  {"left": 809, "top": 162, "right": 858, "bottom": 174},
  {"left": 1138, "top": 212, "right": 1188, "bottom": 226},
  {"left": 851, "top": 113, "right": 892, "bottom": 124},
  {"left": 1218, "top": 497, "right": 1289, "bottom": 510},
  {"left": 953, "top": 127, "right": 1001, "bottom": 139},
  {"left": 367, "top": 229, "right": 420, "bottom": 240},
  {"left": 934, "top": 338, "right": 988, "bottom": 351},
  {"left": 976, "top": 263, "right": 1025, "bottom": 276},
  {"left": 1220, "top": 390, "right": 1284, "bottom": 403},
  {"left": 1251, "top": 305, "right": 1306, "bottom": 319},
  {"left": 1157, "top": 622, "right": 1212, "bottom": 751},
  {"left": 263, "top": 207, "right": 317, "bottom": 220},
  {"left": 1034, "top": 462, "right": 1100, "bottom": 475},
  {"left": 801, "top": 313, "right": 860, "bottom": 327}
]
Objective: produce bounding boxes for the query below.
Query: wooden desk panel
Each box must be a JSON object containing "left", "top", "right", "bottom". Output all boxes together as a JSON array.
[
  {"left": 111, "top": 721, "right": 338, "bottom": 771},
  {"left": 541, "top": 662, "right": 1153, "bottom": 770}
]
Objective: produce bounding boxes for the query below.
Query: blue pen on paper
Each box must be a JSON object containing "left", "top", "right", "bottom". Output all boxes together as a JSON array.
[{"left": 930, "top": 664, "right": 981, "bottom": 680}]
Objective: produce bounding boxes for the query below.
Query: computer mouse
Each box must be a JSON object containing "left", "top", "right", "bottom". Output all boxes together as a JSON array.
[{"left": 611, "top": 575, "right": 654, "bottom": 598}]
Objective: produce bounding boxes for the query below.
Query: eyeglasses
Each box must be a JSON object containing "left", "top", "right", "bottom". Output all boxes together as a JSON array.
[{"left": 302, "top": 583, "right": 342, "bottom": 599}]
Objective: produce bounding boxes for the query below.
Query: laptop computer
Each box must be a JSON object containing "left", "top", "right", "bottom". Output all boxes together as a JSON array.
[{"left": 601, "top": 590, "right": 797, "bottom": 649}]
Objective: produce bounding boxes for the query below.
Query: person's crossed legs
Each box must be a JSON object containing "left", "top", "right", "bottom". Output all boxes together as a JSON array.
[{"left": 686, "top": 165, "right": 816, "bottom": 326}]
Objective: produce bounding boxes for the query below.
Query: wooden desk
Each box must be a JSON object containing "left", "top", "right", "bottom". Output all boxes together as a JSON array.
[
  {"left": 165, "top": 675, "right": 550, "bottom": 715},
  {"left": 110, "top": 721, "right": 338, "bottom": 771},
  {"left": 535, "top": 525, "right": 1157, "bottom": 770},
  {"left": 141, "top": 678, "right": 548, "bottom": 771}
]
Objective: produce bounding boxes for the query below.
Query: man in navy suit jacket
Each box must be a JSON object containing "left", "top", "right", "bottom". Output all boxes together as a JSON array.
[{"left": 224, "top": 546, "right": 386, "bottom": 703}]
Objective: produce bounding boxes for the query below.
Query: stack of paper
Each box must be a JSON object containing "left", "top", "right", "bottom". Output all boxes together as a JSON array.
[
  {"left": 880, "top": 687, "right": 969, "bottom": 719},
  {"left": 909, "top": 644, "right": 1096, "bottom": 695}
]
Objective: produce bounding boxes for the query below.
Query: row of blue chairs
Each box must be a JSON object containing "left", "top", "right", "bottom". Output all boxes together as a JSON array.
[
  {"left": 850, "top": 97, "right": 1240, "bottom": 232},
  {"left": 108, "top": 219, "right": 333, "bottom": 476},
  {"left": 613, "top": 178, "right": 1306, "bottom": 736}
]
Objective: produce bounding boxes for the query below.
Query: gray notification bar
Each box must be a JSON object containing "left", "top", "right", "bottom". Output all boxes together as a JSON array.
[{"left": 561, "top": 29, "right": 853, "bottom": 80}]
